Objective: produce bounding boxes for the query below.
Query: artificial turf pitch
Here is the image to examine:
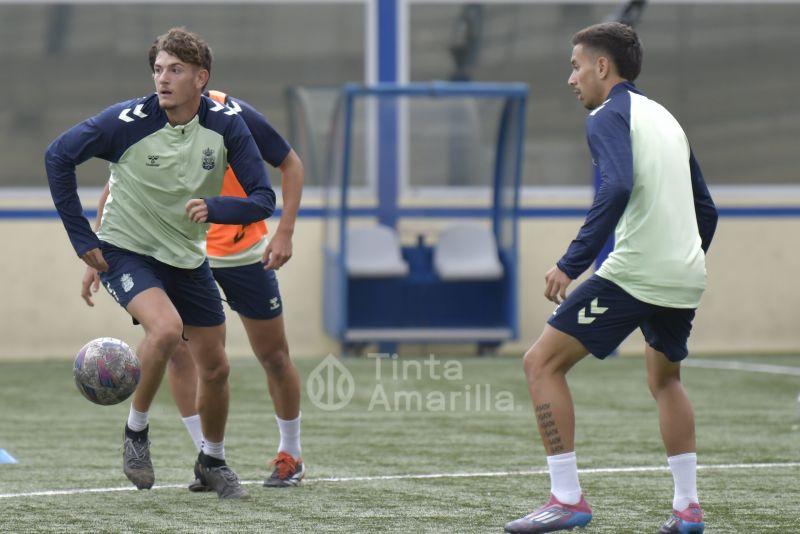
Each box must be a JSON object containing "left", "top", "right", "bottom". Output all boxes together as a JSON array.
[{"left": 1, "top": 353, "right": 798, "bottom": 533}]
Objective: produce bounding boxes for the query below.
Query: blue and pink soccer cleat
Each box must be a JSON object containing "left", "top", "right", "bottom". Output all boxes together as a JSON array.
[
  {"left": 658, "top": 503, "right": 705, "bottom": 534},
  {"left": 505, "top": 494, "right": 592, "bottom": 533}
]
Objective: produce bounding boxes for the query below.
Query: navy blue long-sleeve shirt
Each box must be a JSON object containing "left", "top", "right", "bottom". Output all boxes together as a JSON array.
[
  {"left": 45, "top": 93, "right": 275, "bottom": 268},
  {"left": 558, "top": 82, "right": 718, "bottom": 308}
]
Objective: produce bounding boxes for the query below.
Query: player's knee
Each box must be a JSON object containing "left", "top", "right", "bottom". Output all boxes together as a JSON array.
[
  {"left": 198, "top": 358, "right": 230, "bottom": 385},
  {"left": 146, "top": 321, "right": 183, "bottom": 359},
  {"left": 647, "top": 372, "right": 680, "bottom": 398},
  {"left": 647, "top": 376, "right": 665, "bottom": 398},
  {"left": 168, "top": 342, "right": 193, "bottom": 372},
  {"left": 523, "top": 345, "right": 548, "bottom": 383},
  {"left": 523, "top": 343, "right": 569, "bottom": 384},
  {"left": 256, "top": 343, "right": 291, "bottom": 373}
]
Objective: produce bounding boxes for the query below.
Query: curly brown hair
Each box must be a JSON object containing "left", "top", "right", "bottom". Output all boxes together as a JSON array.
[{"left": 148, "top": 27, "right": 212, "bottom": 74}]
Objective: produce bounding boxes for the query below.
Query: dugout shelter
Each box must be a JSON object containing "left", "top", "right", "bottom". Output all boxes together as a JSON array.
[{"left": 316, "top": 82, "right": 527, "bottom": 354}]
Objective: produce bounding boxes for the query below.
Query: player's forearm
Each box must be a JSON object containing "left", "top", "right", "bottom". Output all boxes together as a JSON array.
[
  {"left": 694, "top": 197, "right": 717, "bottom": 253},
  {"left": 205, "top": 187, "right": 276, "bottom": 225},
  {"left": 275, "top": 150, "right": 304, "bottom": 235},
  {"left": 45, "top": 145, "right": 99, "bottom": 257},
  {"left": 689, "top": 152, "right": 718, "bottom": 252},
  {"left": 557, "top": 180, "right": 630, "bottom": 278}
]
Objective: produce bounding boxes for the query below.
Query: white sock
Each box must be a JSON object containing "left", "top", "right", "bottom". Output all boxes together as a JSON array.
[
  {"left": 668, "top": 452, "right": 699, "bottom": 510},
  {"left": 126, "top": 406, "right": 149, "bottom": 432},
  {"left": 276, "top": 413, "right": 302, "bottom": 459},
  {"left": 181, "top": 415, "right": 204, "bottom": 453},
  {"left": 202, "top": 439, "right": 225, "bottom": 461},
  {"left": 547, "top": 451, "right": 582, "bottom": 505}
]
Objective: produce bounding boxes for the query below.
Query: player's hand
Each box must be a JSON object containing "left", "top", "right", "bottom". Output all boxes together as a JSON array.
[
  {"left": 185, "top": 198, "right": 209, "bottom": 223},
  {"left": 262, "top": 229, "right": 293, "bottom": 270},
  {"left": 81, "top": 247, "right": 109, "bottom": 273},
  {"left": 544, "top": 265, "right": 572, "bottom": 304},
  {"left": 81, "top": 266, "right": 101, "bottom": 307}
]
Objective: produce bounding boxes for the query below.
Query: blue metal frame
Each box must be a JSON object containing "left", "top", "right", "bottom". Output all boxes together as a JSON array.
[
  {"left": 377, "top": 0, "right": 398, "bottom": 84},
  {"left": 335, "top": 90, "right": 357, "bottom": 338},
  {"left": 341, "top": 82, "right": 529, "bottom": 98},
  {"left": 376, "top": 0, "right": 399, "bottom": 230},
  {"left": 324, "top": 82, "right": 528, "bottom": 347}
]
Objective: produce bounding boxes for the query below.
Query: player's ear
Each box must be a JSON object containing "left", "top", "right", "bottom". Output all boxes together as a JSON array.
[
  {"left": 596, "top": 56, "right": 611, "bottom": 80},
  {"left": 196, "top": 67, "right": 210, "bottom": 89}
]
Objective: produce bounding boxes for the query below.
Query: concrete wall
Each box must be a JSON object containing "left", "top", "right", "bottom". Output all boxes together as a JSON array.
[
  {"left": 6, "top": 3, "right": 799, "bottom": 361},
  {"left": 3, "top": 192, "right": 799, "bottom": 360}
]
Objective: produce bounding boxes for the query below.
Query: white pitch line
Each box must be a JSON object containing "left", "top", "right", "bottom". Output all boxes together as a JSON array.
[
  {"left": 1, "top": 462, "right": 798, "bottom": 499},
  {"left": 0, "top": 483, "right": 187, "bottom": 499},
  {"left": 684, "top": 359, "right": 800, "bottom": 376},
  {"left": 312, "top": 462, "right": 800, "bottom": 483}
]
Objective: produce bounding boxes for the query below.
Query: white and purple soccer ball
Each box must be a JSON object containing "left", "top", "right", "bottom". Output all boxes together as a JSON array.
[{"left": 73, "top": 337, "right": 140, "bottom": 406}]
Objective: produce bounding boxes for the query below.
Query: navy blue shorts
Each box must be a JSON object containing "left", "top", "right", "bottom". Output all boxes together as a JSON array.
[
  {"left": 99, "top": 242, "right": 225, "bottom": 327},
  {"left": 548, "top": 275, "right": 696, "bottom": 362},
  {"left": 212, "top": 262, "right": 283, "bottom": 320}
]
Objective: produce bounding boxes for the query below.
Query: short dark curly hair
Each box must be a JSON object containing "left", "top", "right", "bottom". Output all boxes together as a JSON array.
[
  {"left": 148, "top": 27, "right": 212, "bottom": 74},
  {"left": 571, "top": 22, "right": 642, "bottom": 81}
]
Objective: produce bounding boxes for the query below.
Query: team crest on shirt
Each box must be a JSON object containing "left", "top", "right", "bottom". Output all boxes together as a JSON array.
[{"left": 201, "top": 148, "right": 216, "bottom": 170}]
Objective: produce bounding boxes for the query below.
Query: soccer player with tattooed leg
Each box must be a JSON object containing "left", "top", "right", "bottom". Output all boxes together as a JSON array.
[{"left": 505, "top": 22, "right": 717, "bottom": 534}]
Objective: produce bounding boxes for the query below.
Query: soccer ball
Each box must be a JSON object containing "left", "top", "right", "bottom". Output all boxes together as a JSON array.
[{"left": 73, "top": 337, "right": 140, "bottom": 406}]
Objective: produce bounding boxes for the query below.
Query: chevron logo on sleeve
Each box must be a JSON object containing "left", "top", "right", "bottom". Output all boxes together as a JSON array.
[
  {"left": 118, "top": 104, "right": 148, "bottom": 123},
  {"left": 208, "top": 100, "right": 226, "bottom": 113},
  {"left": 225, "top": 99, "right": 242, "bottom": 115},
  {"left": 577, "top": 297, "right": 608, "bottom": 325},
  {"left": 209, "top": 99, "right": 242, "bottom": 116}
]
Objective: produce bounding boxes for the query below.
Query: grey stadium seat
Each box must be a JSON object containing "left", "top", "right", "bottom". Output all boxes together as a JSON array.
[
  {"left": 346, "top": 225, "right": 409, "bottom": 278},
  {"left": 433, "top": 223, "right": 503, "bottom": 281}
]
